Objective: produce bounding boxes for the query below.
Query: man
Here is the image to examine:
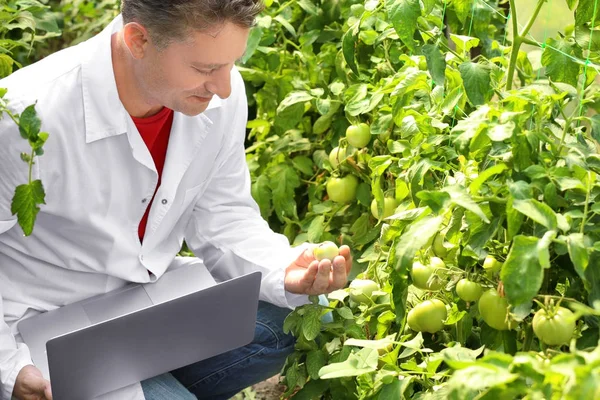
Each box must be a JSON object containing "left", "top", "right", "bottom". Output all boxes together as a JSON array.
[{"left": 0, "top": 1, "right": 351, "bottom": 399}]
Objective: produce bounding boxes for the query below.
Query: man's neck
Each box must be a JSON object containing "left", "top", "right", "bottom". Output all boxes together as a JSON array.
[{"left": 111, "top": 32, "right": 163, "bottom": 119}]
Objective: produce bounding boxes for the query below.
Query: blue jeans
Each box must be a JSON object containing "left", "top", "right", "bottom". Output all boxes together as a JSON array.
[{"left": 140, "top": 301, "right": 295, "bottom": 400}]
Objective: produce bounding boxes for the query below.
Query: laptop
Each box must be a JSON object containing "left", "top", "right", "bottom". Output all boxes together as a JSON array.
[{"left": 18, "top": 261, "right": 262, "bottom": 400}]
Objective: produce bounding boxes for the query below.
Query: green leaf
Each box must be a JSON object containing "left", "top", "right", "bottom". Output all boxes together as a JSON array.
[
  {"left": 274, "top": 14, "right": 297, "bottom": 37},
  {"left": 458, "top": 62, "right": 491, "bottom": 106},
  {"left": 336, "top": 306, "right": 354, "bottom": 319},
  {"left": 442, "top": 185, "right": 490, "bottom": 223},
  {"left": 377, "top": 378, "right": 414, "bottom": 400},
  {"left": 308, "top": 216, "right": 325, "bottom": 243},
  {"left": 440, "top": 345, "right": 485, "bottom": 369},
  {"left": 251, "top": 175, "right": 271, "bottom": 219},
  {"left": 422, "top": 44, "right": 446, "bottom": 86},
  {"left": 394, "top": 215, "right": 443, "bottom": 273},
  {"left": 268, "top": 164, "right": 300, "bottom": 221},
  {"left": 567, "top": 233, "right": 590, "bottom": 282},
  {"left": 11, "top": 180, "right": 46, "bottom": 236},
  {"left": 241, "top": 27, "right": 264, "bottom": 64},
  {"left": 292, "top": 156, "right": 314, "bottom": 176},
  {"left": 450, "top": 34, "right": 480, "bottom": 55},
  {"left": 302, "top": 306, "right": 322, "bottom": 341},
  {"left": 512, "top": 198, "right": 558, "bottom": 230},
  {"left": 306, "top": 350, "right": 327, "bottom": 380},
  {"left": 501, "top": 236, "right": 544, "bottom": 308},
  {"left": 18, "top": 104, "right": 41, "bottom": 140},
  {"left": 541, "top": 38, "right": 582, "bottom": 87},
  {"left": 386, "top": 0, "right": 421, "bottom": 51},
  {"left": 342, "top": 21, "right": 360, "bottom": 75},
  {"left": 469, "top": 164, "right": 508, "bottom": 195},
  {"left": 318, "top": 348, "right": 378, "bottom": 379},
  {"left": 277, "top": 91, "right": 313, "bottom": 113},
  {"left": 453, "top": 0, "right": 475, "bottom": 25},
  {"left": 575, "top": 0, "right": 600, "bottom": 26},
  {"left": 448, "top": 365, "right": 519, "bottom": 395}
]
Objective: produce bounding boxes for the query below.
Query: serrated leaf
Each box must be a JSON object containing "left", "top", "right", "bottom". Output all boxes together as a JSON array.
[
  {"left": 450, "top": 34, "right": 480, "bottom": 55},
  {"left": 308, "top": 215, "right": 325, "bottom": 243},
  {"left": 274, "top": 14, "right": 297, "bottom": 37},
  {"left": 11, "top": 180, "right": 46, "bottom": 236},
  {"left": 386, "top": 0, "right": 421, "bottom": 51},
  {"left": 501, "top": 236, "right": 544, "bottom": 308},
  {"left": 469, "top": 164, "right": 508, "bottom": 195},
  {"left": 302, "top": 306, "right": 322, "bottom": 341},
  {"left": 442, "top": 185, "right": 490, "bottom": 223},
  {"left": 306, "top": 350, "right": 327, "bottom": 380},
  {"left": 251, "top": 175, "right": 271, "bottom": 219},
  {"left": 542, "top": 38, "right": 581, "bottom": 87},
  {"left": 458, "top": 62, "right": 491, "bottom": 106},
  {"left": 268, "top": 164, "right": 300, "bottom": 221},
  {"left": 575, "top": 0, "right": 600, "bottom": 26},
  {"left": 336, "top": 306, "right": 354, "bottom": 319},
  {"left": 567, "top": 233, "right": 590, "bottom": 282},
  {"left": 394, "top": 215, "right": 443, "bottom": 272},
  {"left": 318, "top": 348, "right": 378, "bottom": 379},
  {"left": 512, "top": 198, "right": 558, "bottom": 230},
  {"left": 422, "top": 44, "right": 446, "bottom": 86},
  {"left": 453, "top": 0, "right": 475, "bottom": 25},
  {"left": 342, "top": 21, "right": 360, "bottom": 75},
  {"left": 18, "top": 104, "right": 41, "bottom": 140}
]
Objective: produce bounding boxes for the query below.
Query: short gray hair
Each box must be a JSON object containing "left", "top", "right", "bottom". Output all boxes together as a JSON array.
[{"left": 121, "top": 0, "right": 264, "bottom": 48}]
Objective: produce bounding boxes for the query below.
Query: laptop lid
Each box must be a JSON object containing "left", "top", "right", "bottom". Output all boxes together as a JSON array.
[
  {"left": 19, "top": 268, "right": 261, "bottom": 400},
  {"left": 19, "top": 260, "right": 217, "bottom": 379}
]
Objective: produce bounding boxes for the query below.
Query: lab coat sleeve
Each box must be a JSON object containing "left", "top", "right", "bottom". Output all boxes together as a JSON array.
[
  {"left": 184, "top": 70, "right": 311, "bottom": 310},
  {"left": 0, "top": 98, "right": 35, "bottom": 400}
]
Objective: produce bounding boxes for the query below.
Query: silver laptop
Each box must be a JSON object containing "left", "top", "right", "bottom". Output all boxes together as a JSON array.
[{"left": 18, "top": 262, "right": 262, "bottom": 400}]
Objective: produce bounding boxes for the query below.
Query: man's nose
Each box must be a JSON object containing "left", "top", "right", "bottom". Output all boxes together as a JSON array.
[{"left": 205, "top": 68, "right": 232, "bottom": 100}]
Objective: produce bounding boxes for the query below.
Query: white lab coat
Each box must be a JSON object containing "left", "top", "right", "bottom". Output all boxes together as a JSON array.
[{"left": 0, "top": 15, "right": 309, "bottom": 400}]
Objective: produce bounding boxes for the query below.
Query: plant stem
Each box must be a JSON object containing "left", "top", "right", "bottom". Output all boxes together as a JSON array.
[
  {"left": 506, "top": 0, "right": 545, "bottom": 90},
  {"left": 580, "top": 171, "right": 592, "bottom": 234},
  {"left": 506, "top": 0, "right": 520, "bottom": 91},
  {"left": 28, "top": 149, "right": 34, "bottom": 183}
]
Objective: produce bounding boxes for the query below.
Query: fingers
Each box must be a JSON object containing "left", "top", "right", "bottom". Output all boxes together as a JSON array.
[
  {"left": 311, "top": 259, "right": 332, "bottom": 294},
  {"left": 45, "top": 382, "right": 53, "bottom": 400},
  {"left": 329, "top": 255, "right": 348, "bottom": 291},
  {"left": 339, "top": 245, "right": 353, "bottom": 275}
]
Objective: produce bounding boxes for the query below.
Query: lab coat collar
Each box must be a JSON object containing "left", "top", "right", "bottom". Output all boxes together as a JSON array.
[{"left": 81, "top": 14, "right": 223, "bottom": 144}]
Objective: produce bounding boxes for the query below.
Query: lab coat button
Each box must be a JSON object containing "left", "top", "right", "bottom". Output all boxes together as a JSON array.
[{"left": 161, "top": 199, "right": 168, "bottom": 205}]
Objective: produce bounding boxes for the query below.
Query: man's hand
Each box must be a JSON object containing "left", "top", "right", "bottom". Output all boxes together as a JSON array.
[
  {"left": 284, "top": 244, "right": 352, "bottom": 295},
  {"left": 13, "top": 365, "right": 53, "bottom": 400}
]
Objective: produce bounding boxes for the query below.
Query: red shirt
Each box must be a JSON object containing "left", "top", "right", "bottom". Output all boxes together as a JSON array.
[{"left": 131, "top": 107, "right": 174, "bottom": 242}]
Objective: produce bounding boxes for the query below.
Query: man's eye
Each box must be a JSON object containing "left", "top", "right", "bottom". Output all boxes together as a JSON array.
[{"left": 193, "top": 67, "right": 214, "bottom": 76}]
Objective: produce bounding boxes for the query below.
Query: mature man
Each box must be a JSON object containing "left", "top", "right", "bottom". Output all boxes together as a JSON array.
[{"left": 0, "top": 1, "right": 351, "bottom": 399}]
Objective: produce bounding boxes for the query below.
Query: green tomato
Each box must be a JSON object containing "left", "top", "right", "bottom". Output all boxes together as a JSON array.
[
  {"left": 328, "top": 146, "right": 347, "bottom": 168},
  {"left": 407, "top": 299, "right": 447, "bottom": 333},
  {"left": 478, "top": 289, "right": 514, "bottom": 331},
  {"left": 326, "top": 175, "right": 358, "bottom": 203},
  {"left": 313, "top": 241, "right": 339, "bottom": 261},
  {"left": 370, "top": 197, "right": 398, "bottom": 219},
  {"left": 345, "top": 123, "right": 371, "bottom": 148},
  {"left": 410, "top": 261, "right": 444, "bottom": 291},
  {"left": 349, "top": 279, "right": 379, "bottom": 303},
  {"left": 456, "top": 279, "right": 483, "bottom": 302},
  {"left": 532, "top": 307, "right": 576, "bottom": 346},
  {"left": 483, "top": 256, "right": 502, "bottom": 273}
]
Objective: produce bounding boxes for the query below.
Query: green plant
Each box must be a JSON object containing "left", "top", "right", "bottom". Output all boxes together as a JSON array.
[{"left": 241, "top": 0, "right": 600, "bottom": 398}]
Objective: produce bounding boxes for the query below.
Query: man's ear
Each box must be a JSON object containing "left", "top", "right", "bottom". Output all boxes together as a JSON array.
[{"left": 122, "top": 22, "right": 150, "bottom": 59}]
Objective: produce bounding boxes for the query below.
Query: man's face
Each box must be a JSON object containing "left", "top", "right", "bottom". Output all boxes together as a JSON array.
[{"left": 136, "top": 22, "right": 249, "bottom": 116}]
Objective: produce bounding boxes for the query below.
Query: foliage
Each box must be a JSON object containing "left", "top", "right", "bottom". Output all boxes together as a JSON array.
[{"left": 240, "top": 0, "right": 600, "bottom": 398}]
